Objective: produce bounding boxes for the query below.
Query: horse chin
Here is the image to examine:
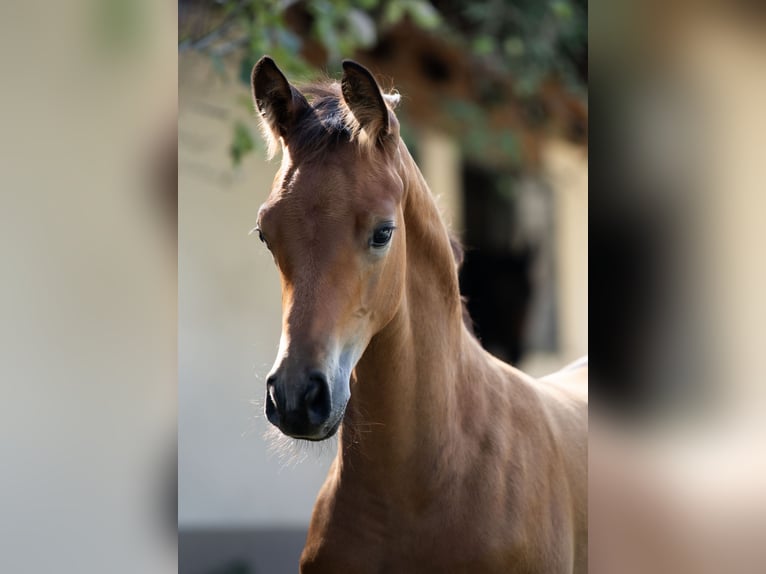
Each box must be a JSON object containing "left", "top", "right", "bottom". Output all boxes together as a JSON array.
[{"left": 306, "top": 413, "right": 344, "bottom": 442}]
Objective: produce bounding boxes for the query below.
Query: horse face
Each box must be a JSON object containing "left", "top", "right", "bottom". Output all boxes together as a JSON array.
[
  {"left": 257, "top": 148, "right": 404, "bottom": 440},
  {"left": 252, "top": 57, "right": 403, "bottom": 440}
]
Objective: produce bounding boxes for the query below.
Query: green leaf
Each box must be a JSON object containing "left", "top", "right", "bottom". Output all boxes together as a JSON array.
[
  {"left": 406, "top": 1, "right": 441, "bottom": 30},
  {"left": 472, "top": 35, "right": 495, "bottom": 56},
  {"left": 504, "top": 37, "right": 525, "bottom": 58},
  {"left": 230, "top": 121, "right": 255, "bottom": 166},
  {"left": 383, "top": 0, "right": 406, "bottom": 25},
  {"left": 498, "top": 132, "right": 520, "bottom": 161},
  {"left": 551, "top": 0, "right": 573, "bottom": 21},
  {"left": 236, "top": 93, "right": 254, "bottom": 112}
]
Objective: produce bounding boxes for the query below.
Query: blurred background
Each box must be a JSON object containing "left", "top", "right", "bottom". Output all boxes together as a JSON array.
[
  {"left": 178, "top": 1, "right": 586, "bottom": 573},
  {"left": 0, "top": 2, "right": 177, "bottom": 573},
  {"left": 589, "top": 2, "right": 766, "bottom": 572}
]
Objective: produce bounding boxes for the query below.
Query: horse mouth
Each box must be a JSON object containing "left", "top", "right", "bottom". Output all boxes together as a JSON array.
[
  {"left": 300, "top": 414, "right": 343, "bottom": 442},
  {"left": 277, "top": 407, "right": 345, "bottom": 442}
]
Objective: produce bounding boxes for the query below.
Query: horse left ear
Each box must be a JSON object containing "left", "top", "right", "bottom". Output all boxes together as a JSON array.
[
  {"left": 252, "top": 56, "right": 308, "bottom": 158},
  {"left": 341, "top": 60, "right": 391, "bottom": 142}
]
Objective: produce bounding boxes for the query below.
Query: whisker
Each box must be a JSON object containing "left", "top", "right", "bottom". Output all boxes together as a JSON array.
[{"left": 262, "top": 426, "right": 338, "bottom": 469}]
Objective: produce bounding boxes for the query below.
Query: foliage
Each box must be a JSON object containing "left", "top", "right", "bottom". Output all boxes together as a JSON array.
[
  {"left": 452, "top": 0, "right": 587, "bottom": 95},
  {"left": 230, "top": 120, "right": 255, "bottom": 165},
  {"left": 179, "top": 0, "right": 586, "bottom": 166}
]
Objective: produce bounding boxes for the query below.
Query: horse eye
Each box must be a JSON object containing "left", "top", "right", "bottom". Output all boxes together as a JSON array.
[
  {"left": 252, "top": 227, "right": 270, "bottom": 249},
  {"left": 254, "top": 228, "right": 266, "bottom": 244},
  {"left": 370, "top": 226, "right": 395, "bottom": 249}
]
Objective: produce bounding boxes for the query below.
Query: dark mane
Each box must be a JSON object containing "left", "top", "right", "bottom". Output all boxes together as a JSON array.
[{"left": 288, "top": 82, "right": 353, "bottom": 162}]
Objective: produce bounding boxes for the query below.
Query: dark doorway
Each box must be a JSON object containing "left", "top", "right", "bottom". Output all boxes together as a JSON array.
[{"left": 459, "top": 163, "right": 555, "bottom": 364}]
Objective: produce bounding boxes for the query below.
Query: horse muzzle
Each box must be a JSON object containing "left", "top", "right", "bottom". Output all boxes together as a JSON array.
[{"left": 265, "top": 368, "right": 346, "bottom": 440}]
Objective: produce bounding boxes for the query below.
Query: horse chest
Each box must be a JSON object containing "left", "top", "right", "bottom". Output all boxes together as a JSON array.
[
  {"left": 300, "top": 481, "right": 568, "bottom": 574},
  {"left": 302, "top": 519, "right": 551, "bottom": 574}
]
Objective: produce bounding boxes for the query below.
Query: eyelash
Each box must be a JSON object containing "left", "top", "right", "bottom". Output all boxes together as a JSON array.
[{"left": 254, "top": 227, "right": 268, "bottom": 248}]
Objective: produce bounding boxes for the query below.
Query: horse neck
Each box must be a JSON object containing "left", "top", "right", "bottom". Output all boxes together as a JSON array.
[{"left": 340, "top": 141, "right": 470, "bottom": 486}]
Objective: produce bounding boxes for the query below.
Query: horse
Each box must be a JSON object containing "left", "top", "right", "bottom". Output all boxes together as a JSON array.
[{"left": 250, "top": 56, "right": 588, "bottom": 574}]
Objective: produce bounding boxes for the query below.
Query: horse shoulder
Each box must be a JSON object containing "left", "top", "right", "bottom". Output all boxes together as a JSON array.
[
  {"left": 536, "top": 363, "right": 589, "bottom": 485},
  {"left": 535, "top": 362, "right": 589, "bottom": 573},
  {"left": 475, "top": 359, "right": 586, "bottom": 573}
]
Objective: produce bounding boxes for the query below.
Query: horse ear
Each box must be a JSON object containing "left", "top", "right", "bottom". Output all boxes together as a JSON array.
[
  {"left": 341, "top": 60, "right": 390, "bottom": 142},
  {"left": 251, "top": 56, "right": 307, "bottom": 156}
]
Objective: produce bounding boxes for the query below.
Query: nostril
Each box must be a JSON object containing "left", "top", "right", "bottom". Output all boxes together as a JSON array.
[
  {"left": 306, "top": 370, "right": 326, "bottom": 390},
  {"left": 304, "top": 371, "right": 331, "bottom": 424},
  {"left": 304, "top": 381, "right": 320, "bottom": 404},
  {"left": 265, "top": 374, "right": 281, "bottom": 424}
]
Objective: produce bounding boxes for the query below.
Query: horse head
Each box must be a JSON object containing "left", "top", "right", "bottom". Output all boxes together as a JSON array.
[{"left": 252, "top": 57, "right": 406, "bottom": 440}]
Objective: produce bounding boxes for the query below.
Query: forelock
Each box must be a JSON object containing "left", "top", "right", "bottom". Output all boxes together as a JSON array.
[{"left": 280, "top": 81, "right": 399, "bottom": 163}]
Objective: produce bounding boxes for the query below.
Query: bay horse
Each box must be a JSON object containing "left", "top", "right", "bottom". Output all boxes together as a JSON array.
[{"left": 251, "top": 56, "right": 588, "bottom": 573}]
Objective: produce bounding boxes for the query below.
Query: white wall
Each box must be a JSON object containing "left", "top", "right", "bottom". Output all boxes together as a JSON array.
[{"left": 544, "top": 139, "right": 589, "bottom": 363}]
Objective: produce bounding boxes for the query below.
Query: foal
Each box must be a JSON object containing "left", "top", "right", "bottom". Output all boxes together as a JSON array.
[{"left": 251, "top": 56, "right": 588, "bottom": 574}]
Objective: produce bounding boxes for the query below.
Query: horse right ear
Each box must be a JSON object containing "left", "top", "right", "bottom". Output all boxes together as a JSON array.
[
  {"left": 251, "top": 56, "right": 307, "bottom": 157},
  {"left": 341, "top": 60, "right": 393, "bottom": 147}
]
